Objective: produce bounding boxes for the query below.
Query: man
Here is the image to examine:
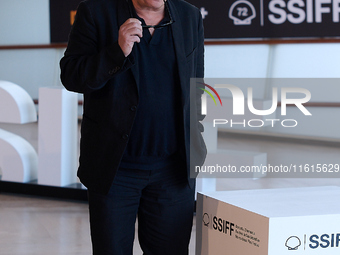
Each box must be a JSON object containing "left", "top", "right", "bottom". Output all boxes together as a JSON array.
[{"left": 60, "top": 0, "right": 206, "bottom": 254}]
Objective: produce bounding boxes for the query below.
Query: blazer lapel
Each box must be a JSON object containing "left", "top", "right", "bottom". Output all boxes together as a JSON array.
[
  {"left": 168, "top": 0, "right": 187, "bottom": 105},
  {"left": 117, "top": 0, "right": 139, "bottom": 94}
]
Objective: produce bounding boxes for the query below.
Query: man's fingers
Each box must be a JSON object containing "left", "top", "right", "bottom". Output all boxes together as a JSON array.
[
  {"left": 125, "top": 27, "right": 143, "bottom": 38},
  {"left": 125, "top": 18, "right": 142, "bottom": 25},
  {"left": 131, "top": 35, "right": 141, "bottom": 44},
  {"left": 121, "top": 18, "right": 142, "bottom": 32},
  {"left": 118, "top": 18, "right": 143, "bottom": 57},
  {"left": 122, "top": 21, "right": 143, "bottom": 37}
]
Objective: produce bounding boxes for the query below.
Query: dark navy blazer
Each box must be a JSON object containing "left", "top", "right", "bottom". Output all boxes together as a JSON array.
[{"left": 60, "top": 0, "right": 206, "bottom": 194}]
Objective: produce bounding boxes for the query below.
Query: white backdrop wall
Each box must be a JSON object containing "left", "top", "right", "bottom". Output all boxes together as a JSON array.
[{"left": 0, "top": 0, "right": 50, "bottom": 45}]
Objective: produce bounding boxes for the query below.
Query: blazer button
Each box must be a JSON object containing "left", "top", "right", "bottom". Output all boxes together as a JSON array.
[
  {"left": 109, "top": 66, "right": 120, "bottom": 75},
  {"left": 122, "top": 134, "right": 129, "bottom": 140},
  {"left": 130, "top": 105, "right": 137, "bottom": 111}
]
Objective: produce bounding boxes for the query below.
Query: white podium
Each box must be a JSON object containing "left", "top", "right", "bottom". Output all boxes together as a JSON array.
[
  {"left": 196, "top": 186, "right": 340, "bottom": 255},
  {"left": 38, "top": 87, "right": 78, "bottom": 187}
]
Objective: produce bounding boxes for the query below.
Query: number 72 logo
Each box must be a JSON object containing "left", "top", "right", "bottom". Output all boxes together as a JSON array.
[{"left": 229, "top": 0, "right": 257, "bottom": 25}]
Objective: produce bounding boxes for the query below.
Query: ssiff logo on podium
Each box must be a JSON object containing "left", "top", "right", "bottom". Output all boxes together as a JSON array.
[
  {"left": 284, "top": 233, "right": 340, "bottom": 252},
  {"left": 196, "top": 193, "right": 269, "bottom": 255}
]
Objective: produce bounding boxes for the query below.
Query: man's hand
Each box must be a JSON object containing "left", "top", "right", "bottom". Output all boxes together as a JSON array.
[{"left": 118, "top": 18, "right": 143, "bottom": 57}]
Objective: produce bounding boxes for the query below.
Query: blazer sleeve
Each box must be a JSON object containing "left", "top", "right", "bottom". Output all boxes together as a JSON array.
[
  {"left": 196, "top": 11, "right": 205, "bottom": 130},
  {"left": 196, "top": 11, "right": 204, "bottom": 79},
  {"left": 59, "top": 2, "right": 133, "bottom": 94}
]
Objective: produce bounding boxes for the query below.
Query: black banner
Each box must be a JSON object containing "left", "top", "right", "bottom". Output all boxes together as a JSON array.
[
  {"left": 50, "top": 0, "right": 81, "bottom": 43},
  {"left": 186, "top": 0, "right": 340, "bottom": 39},
  {"left": 50, "top": 0, "right": 340, "bottom": 43}
]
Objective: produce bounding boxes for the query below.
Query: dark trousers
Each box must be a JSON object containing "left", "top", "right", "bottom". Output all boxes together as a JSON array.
[{"left": 87, "top": 164, "right": 195, "bottom": 255}]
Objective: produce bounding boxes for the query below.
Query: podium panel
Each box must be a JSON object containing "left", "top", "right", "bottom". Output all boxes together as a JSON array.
[{"left": 196, "top": 186, "right": 340, "bottom": 255}]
